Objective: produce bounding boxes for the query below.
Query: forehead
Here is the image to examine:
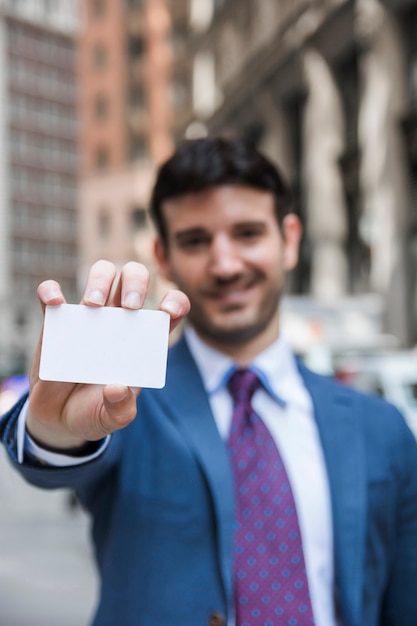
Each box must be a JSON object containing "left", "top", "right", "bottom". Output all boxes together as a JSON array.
[{"left": 161, "top": 185, "right": 276, "bottom": 232}]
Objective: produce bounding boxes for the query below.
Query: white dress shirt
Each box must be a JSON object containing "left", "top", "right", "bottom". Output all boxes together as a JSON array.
[{"left": 17, "top": 328, "right": 338, "bottom": 626}]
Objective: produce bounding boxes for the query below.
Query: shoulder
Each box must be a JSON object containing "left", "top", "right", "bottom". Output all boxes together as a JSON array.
[
  {"left": 299, "top": 361, "right": 417, "bottom": 465},
  {"left": 299, "top": 360, "right": 413, "bottom": 433}
]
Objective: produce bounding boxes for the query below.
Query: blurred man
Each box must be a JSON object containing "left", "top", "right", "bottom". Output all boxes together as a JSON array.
[{"left": 2, "top": 137, "right": 417, "bottom": 626}]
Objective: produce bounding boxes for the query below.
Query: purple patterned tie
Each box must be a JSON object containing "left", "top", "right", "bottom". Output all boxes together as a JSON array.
[{"left": 227, "top": 369, "right": 315, "bottom": 626}]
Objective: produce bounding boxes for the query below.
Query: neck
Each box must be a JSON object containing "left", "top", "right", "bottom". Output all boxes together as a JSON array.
[{"left": 193, "top": 317, "right": 280, "bottom": 366}]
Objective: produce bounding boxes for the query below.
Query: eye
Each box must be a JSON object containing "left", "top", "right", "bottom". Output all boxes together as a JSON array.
[
  {"left": 240, "top": 229, "right": 259, "bottom": 238},
  {"left": 183, "top": 237, "right": 206, "bottom": 248},
  {"left": 176, "top": 232, "right": 211, "bottom": 250},
  {"left": 235, "top": 224, "right": 265, "bottom": 240}
]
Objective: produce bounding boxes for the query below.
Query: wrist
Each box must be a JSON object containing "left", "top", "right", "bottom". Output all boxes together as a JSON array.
[
  {"left": 26, "top": 410, "right": 88, "bottom": 453},
  {"left": 26, "top": 429, "right": 101, "bottom": 457}
]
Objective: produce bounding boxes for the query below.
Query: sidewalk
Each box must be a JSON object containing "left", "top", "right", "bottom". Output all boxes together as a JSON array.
[{"left": 0, "top": 446, "right": 98, "bottom": 626}]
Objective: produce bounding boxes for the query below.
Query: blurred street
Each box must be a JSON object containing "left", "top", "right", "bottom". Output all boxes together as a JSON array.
[{"left": 0, "top": 446, "right": 98, "bottom": 626}]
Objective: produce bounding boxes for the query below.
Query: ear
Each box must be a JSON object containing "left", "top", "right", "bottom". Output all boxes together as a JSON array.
[
  {"left": 154, "top": 237, "right": 172, "bottom": 282},
  {"left": 281, "top": 213, "right": 302, "bottom": 271}
]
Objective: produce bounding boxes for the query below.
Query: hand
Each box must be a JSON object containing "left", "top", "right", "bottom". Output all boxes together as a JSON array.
[{"left": 26, "top": 260, "right": 190, "bottom": 451}]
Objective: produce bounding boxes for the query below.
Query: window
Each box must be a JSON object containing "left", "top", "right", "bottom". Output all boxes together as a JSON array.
[
  {"left": 214, "top": 0, "right": 227, "bottom": 13},
  {"left": 44, "top": 0, "right": 54, "bottom": 14},
  {"left": 410, "top": 57, "right": 417, "bottom": 107},
  {"left": 131, "top": 208, "right": 147, "bottom": 231},
  {"left": 171, "top": 74, "right": 189, "bottom": 109},
  {"left": 98, "top": 208, "right": 111, "bottom": 238},
  {"left": 15, "top": 310, "right": 27, "bottom": 328},
  {"left": 95, "top": 146, "right": 110, "bottom": 169},
  {"left": 92, "top": 0, "right": 106, "bottom": 18},
  {"left": 128, "top": 0, "right": 143, "bottom": 7},
  {"left": 93, "top": 44, "right": 108, "bottom": 70},
  {"left": 171, "top": 25, "right": 189, "bottom": 55},
  {"left": 94, "top": 94, "right": 109, "bottom": 119},
  {"left": 130, "top": 135, "right": 147, "bottom": 160},
  {"left": 129, "top": 84, "right": 145, "bottom": 109},
  {"left": 128, "top": 36, "right": 145, "bottom": 59}
]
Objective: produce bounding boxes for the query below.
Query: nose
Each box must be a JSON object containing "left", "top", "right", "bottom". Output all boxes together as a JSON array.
[{"left": 208, "top": 234, "right": 244, "bottom": 278}]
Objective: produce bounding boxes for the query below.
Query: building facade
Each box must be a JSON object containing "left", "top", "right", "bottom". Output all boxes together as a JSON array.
[
  {"left": 0, "top": 0, "right": 79, "bottom": 375},
  {"left": 78, "top": 0, "right": 192, "bottom": 308},
  {"left": 186, "top": 0, "right": 417, "bottom": 347}
]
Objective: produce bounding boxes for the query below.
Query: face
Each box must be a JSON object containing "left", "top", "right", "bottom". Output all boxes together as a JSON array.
[{"left": 155, "top": 185, "right": 301, "bottom": 353}]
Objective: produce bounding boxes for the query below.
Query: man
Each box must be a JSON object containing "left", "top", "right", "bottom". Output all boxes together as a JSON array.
[{"left": 1, "top": 137, "right": 417, "bottom": 626}]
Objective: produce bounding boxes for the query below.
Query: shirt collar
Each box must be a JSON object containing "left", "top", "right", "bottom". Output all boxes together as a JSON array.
[{"left": 184, "top": 326, "right": 300, "bottom": 408}]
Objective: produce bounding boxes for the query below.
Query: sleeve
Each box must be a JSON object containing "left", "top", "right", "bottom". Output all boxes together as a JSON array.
[
  {"left": 381, "top": 416, "right": 417, "bottom": 625},
  {"left": 17, "top": 399, "right": 110, "bottom": 466},
  {"left": 1, "top": 392, "right": 121, "bottom": 491}
]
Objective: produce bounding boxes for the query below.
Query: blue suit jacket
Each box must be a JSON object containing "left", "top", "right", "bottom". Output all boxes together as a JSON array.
[{"left": 2, "top": 336, "right": 417, "bottom": 626}]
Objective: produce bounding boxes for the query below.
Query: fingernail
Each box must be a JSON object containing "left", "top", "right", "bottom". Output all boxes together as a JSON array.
[
  {"left": 107, "top": 385, "right": 129, "bottom": 403},
  {"left": 86, "top": 289, "right": 105, "bottom": 305},
  {"left": 45, "top": 289, "right": 61, "bottom": 303},
  {"left": 122, "top": 292, "right": 142, "bottom": 309},
  {"left": 163, "top": 300, "right": 182, "bottom": 315}
]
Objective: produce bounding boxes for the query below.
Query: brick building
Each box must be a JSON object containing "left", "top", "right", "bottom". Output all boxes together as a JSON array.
[{"left": 78, "top": 0, "right": 192, "bottom": 307}]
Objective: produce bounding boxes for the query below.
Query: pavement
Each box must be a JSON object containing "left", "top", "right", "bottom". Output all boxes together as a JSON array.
[{"left": 0, "top": 446, "right": 99, "bottom": 626}]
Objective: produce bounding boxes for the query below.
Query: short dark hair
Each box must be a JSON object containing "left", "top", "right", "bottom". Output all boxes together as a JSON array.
[{"left": 149, "top": 136, "right": 292, "bottom": 245}]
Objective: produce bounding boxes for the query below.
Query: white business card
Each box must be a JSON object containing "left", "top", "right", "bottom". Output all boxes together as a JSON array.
[{"left": 39, "top": 304, "right": 170, "bottom": 388}]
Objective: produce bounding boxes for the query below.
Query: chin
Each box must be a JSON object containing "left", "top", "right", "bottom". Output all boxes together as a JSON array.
[
  {"left": 199, "top": 317, "right": 266, "bottom": 345},
  {"left": 190, "top": 300, "right": 277, "bottom": 344}
]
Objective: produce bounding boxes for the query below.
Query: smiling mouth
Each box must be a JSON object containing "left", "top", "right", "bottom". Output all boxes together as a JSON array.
[{"left": 203, "top": 278, "right": 258, "bottom": 303}]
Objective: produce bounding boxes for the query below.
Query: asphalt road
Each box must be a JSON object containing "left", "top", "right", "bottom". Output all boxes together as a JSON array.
[{"left": 0, "top": 446, "right": 98, "bottom": 626}]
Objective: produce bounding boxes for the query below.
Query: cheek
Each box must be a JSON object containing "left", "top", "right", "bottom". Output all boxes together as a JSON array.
[
  {"left": 169, "top": 259, "right": 205, "bottom": 290},
  {"left": 246, "top": 246, "right": 283, "bottom": 274}
]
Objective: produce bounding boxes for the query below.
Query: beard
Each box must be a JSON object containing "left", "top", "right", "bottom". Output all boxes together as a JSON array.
[{"left": 184, "top": 272, "right": 283, "bottom": 346}]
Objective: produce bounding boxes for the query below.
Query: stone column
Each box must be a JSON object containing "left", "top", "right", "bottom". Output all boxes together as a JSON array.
[
  {"left": 302, "top": 48, "right": 349, "bottom": 300},
  {"left": 257, "top": 91, "right": 294, "bottom": 184},
  {"left": 356, "top": 0, "right": 410, "bottom": 343}
]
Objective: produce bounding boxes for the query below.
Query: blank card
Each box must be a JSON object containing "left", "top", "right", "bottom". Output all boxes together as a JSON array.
[{"left": 39, "top": 304, "right": 170, "bottom": 388}]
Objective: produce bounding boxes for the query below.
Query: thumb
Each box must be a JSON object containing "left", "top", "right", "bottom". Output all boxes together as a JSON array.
[{"left": 101, "top": 385, "right": 139, "bottom": 432}]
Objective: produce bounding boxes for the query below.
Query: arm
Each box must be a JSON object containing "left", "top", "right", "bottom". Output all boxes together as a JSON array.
[
  {"left": 1, "top": 391, "right": 121, "bottom": 490},
  {"left": 20, "top": 399, "right": 110, "bottom": 465}
]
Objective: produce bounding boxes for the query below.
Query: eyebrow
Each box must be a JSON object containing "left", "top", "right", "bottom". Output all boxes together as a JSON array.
[
  {"left": 172, "top": 220, "right": 269, "bottom": 242},
  {"left": 173, "top": 228, "right": 208, "bottom": 244},
  {"left": 234, "top": 221, "right": 267, "bottom": 230}
]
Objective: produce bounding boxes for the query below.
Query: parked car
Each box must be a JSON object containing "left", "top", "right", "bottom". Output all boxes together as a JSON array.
[{"left": 333, "top": 351, "right": 417, "bottom": 439}]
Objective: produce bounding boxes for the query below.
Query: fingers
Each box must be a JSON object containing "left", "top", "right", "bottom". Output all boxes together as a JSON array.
[
  {"left": 101, "top": 385, "right": 139, "bottom": 432},
  {"left": 116, "top": 262, "right": 150, "bottom": 309},
  {"left": 159, "top": 290, "right": 191, "bottom": 333},
  {"left": 81, "top": 260, "right": 150, "bottom": 309},
  {"left": 82, "top": 260, "right": 118, "bottom": 306},
  {"left": 37, "top": 280, "right": 66, "bottom": 315},
  {"left": 39, "top": 262, "right": 186, "bottom": 325}
]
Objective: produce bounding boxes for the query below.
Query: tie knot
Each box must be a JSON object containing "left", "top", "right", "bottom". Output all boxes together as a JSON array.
[{"left": 227, "top": 368, "right": 261, "bottom": 406}]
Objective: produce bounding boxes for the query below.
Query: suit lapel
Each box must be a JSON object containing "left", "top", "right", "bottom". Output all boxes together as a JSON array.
[
  {"left": 160, "top": 336, "right": 235, "bottom": 607},
  {"left": 299, "top": 363, "right": 366, "bottom": 626}
]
